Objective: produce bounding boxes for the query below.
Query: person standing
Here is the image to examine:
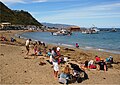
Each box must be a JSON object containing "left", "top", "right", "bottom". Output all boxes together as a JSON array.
[
  {"left": 51, "top": 47, "right": 59, "bottom": 79},
  {"left": 25, "top": 39, "right": 31, "bottom": 55}
]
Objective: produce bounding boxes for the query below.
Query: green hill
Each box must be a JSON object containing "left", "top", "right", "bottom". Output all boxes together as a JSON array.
[{"left": 0, "top": 1, "right": 42, "bottom": 26}]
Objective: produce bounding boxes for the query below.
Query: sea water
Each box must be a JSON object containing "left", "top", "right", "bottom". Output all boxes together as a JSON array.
[{"left": 20, "top": 31, "right": 120, "bottom": 54}]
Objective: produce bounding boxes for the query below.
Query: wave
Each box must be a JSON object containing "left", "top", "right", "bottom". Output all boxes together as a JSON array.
[
  {"left": 97, "top": 49, "right": 120, "bottom": 54},
  {"left": 61, "top": 43, "right": 74, "bottom": 47}
]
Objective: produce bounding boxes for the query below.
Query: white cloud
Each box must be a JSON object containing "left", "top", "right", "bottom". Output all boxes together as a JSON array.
[
  {"left": 32, "top": 2, "right": 120, "bottom": 15},
  {"left": 32, "top": 0, "right": 76, "bottom": 3},
  {"left": 1, "top": 0, "right": 26, "bottom": 3},
  {"left": 1, "top": 0, "right": 48, "bottom": 4},
  {"left": 86, "top": 3, "right": 120, "bottom": 11},
  {"left": 1, "top": 0, "right": 75, "bottom": 4},
  {"left": 32, "top": 0, "right": 47, "bottom": 3},
  {"left": 34, "top": 2, "right": 120, "bottom": 23}
]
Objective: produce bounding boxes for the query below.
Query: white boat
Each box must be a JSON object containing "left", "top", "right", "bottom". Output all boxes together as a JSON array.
[
  {"left": 81, "top": 26, "right": 99, "bottom": 34},
  {"left": 51, "top": 29, "right": 72, "bottom": 36},
  {"left": 110, "top": 28, "right": 117, "bottom": 32},
  {"left": 90, "top": 27, "right": 99, "bottom": 34}
]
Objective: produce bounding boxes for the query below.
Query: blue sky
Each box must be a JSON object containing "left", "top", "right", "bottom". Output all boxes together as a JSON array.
[{"left": 1, "top": 0, "right": 120, "bottom": 28}]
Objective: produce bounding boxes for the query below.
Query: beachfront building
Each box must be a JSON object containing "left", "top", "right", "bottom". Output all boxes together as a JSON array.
[
  {"left": 26, "top": 25, "right": 40, "bottom": 30},
  {"left": 0, "top": 22, "right": 11, "bottom": 29},
  {"left": 68, "top": 26, "right": 80, "bottom": 31}
]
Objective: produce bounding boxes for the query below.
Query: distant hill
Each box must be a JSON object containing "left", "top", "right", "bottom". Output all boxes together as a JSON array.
[
  {"left": 42, "top": 22, "right": 76, "bottom": 29},
  {"left": 0, "top": 1, "right": 42, "bottom": 26}
]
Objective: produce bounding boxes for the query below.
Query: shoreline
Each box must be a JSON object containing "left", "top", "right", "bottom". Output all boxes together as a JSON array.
[
  {"left": 1, "top": 30, "right": 119, "bottom": 60},
  {"left": 14, "top": 30, "right": 120, "bottom": 65},
  {"left": 18, "top": 31, "right": 120, "bottom": 55}
]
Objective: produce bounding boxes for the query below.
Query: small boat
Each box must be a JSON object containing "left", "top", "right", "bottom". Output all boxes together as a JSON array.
[
  {"left": 110, "top": 28, "right": 117, "bottom": 32},
  {"left": 81, "top": 27, "right": 99, "bottom": 34},
  {"left": 51, "top": 29, "right": 72, "bottom": 36},
  {"left": 90, "top": 27, "right": 99, "bottom": 34}
]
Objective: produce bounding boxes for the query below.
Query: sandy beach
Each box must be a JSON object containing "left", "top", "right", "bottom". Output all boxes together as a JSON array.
[{"left": 0, "top": 30, "right": 120, "bottom": 84}]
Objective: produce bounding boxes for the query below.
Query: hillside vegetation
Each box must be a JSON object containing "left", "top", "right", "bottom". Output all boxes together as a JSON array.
[{"left": 0, "top": 1, "right": 42, "bottom": 26}]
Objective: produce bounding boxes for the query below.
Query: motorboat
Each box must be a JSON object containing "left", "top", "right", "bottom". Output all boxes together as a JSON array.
[
  {"left": 81, "top": 26, "right": 99, "bottom": 34},
  {"left": 51, "top": 29, "right": 72, "bottom": 36},
  {"left": 89, "top": 27, "right": 99, "bottom": 34},
  {"left": 109, "top": 28, "right": 117, "bottom": 32}
]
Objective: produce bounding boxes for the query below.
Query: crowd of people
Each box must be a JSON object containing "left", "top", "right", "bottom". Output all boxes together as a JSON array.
[
  {"left": 25, "top": 39, "right": 46, "bottom": 56},
  {"left": 0, "top": 35, "right": 16, "bottom": 42},
  {"left": 80, "top": 55, "right": 113, "bottom": 72},
  {"left": 25, "top": 39, "right": 114, "bottom": 84}
]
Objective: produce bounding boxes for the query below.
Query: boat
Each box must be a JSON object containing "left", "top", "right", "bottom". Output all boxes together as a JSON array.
[
  {"left": 81, "top": 27, "right": 99, "bottom": 34},
  {"left": 89, "top": 27, "right": 99, "bottom": 34},
  {"left": 81, "top": 29, "right": 90, "bottom": 34},
  {"left": 81, "top": 25, "right": 99, "bottom": 34},
  {"left": 109, "top": 28, "right": 117, "bottom": 32},
  {"left": 51, "top": 29, "right": 72, "bottom": 36}
]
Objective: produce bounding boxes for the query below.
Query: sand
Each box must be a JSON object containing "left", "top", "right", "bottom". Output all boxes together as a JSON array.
[{"left": 0, "top": 30, "right": 120, "bottom": 84}]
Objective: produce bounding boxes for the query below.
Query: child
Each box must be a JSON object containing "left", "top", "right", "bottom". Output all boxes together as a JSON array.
[
  {"left": 34, "top": 45, "right": 38, "bottom": 55},
  {"left": 38, "top": 47, "right": 42, "bottom": 56},
  {"left": 76, "top": 43, "right": 79, "bottom": 48}
]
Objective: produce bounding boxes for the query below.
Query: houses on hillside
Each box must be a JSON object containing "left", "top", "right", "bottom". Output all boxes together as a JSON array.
[{"left": 0, "top": 22, "right": 41, "bottom": 30}]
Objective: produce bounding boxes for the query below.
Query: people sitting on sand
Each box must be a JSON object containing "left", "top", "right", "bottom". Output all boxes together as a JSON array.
[
  {"left": 58, "top": 65, "right": 71, "bottom": 84},
  {"left": 42, "top": 46, "right": 47, "bottom": 54},
  {"left": 37, "top": 46, "right": 42, "bottom": 56},
  {"left": 80, "top": 60, "right": 89, "bottom": 70},
  {"left": 47, "top": 49, "right": 52, "bottom": 57},
  {"left": 97, "top": 59, "right": 107, "bottom": 71},
  {"left": 34, "top": 45, "right": 38, "bottom": 55},
  {"left": 11, "top": 37, "right": 16, "bottom": 42},
  {"left": 69, "top": 63, "right": 89, "bottom": 83},
  {"left": 88, "top": 60, "right": 96, "bottom": 69},
  {"left": 75, "top": 43, "right": 79, "bottom": 48},
  {"left": 0, "top": 36, "right": 7, "bottom": 41},
  {"left": 25, "top": 39, "right": 31, "bottom": 55},
  {"left": 46, "top": 49, "right": 52, "bottom": 63},
  {"left": 106, "top": 56, "right": 113, "bottom": 64}
]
